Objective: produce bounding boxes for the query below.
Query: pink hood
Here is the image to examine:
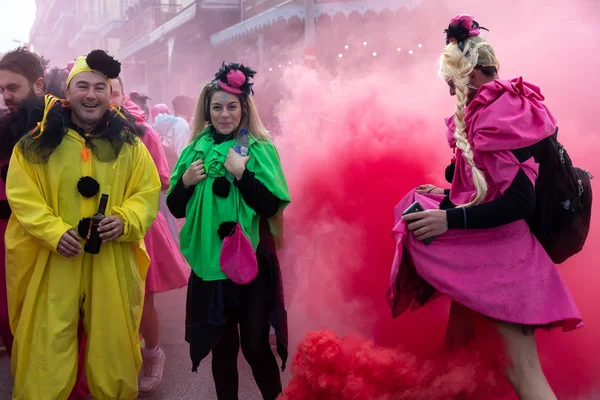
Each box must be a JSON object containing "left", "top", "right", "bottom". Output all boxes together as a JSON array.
[
  {"left": 123, "top": 96, "right": 171, "bottom": 189},
  {"left": 124, "top": 96, "right": 147, "bottom": 124},
  {"left": 445, "top": 78, "right": 557, "bottom": 206},
  {"left": 445, "top": 77, "right": 557, "bottom": 151}
]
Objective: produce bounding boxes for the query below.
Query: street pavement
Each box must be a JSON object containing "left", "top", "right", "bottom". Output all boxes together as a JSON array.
[{"left": 0, "top": 287, "right": 291, "bottom": 399}]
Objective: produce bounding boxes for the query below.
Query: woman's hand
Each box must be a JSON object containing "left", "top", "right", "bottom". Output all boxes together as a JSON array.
[
  {"left": 182, "top": 160, "right": 207, "bottom": 188},
  {"left": 403, "top": 209, "right": 448, "bottom": 241},
  {"left": 416, "top": 184, "right": 445, "bottom": 195},
  {"left": 224, "top": 148, "right": 250, "bottom": 180}
]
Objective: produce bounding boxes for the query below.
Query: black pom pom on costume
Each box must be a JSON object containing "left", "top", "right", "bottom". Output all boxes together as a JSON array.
[
  {"left": 445, "top": 163, "right": 456, "bottom": 184},
  {"left": 218, "top": 221, "right": 237, "bottom": 240},
  {"left": 77, "top": 176, "right": 100, "bottom": 198},
  {"left": 86, "top": 50, "right": 121, "bottom": 80},
  {"left": 212, "top": 176, "right": 231, "bottom": 198},
  {"left": 0, "top": 200, "right": 11, "bottom": 219},
  {"left": 78, "top": 217, "right": 92, "bottom": 238},
  {"left": 1, "top": 164, "right": 8, "bottom": 182}
]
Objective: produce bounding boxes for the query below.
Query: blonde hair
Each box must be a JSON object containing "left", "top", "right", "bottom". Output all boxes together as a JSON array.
[
  {"left": 190, "top": 81, "right": 270, "bottom": 142},
  {"left": 438, "top": 35, "right": 499, "bottom": 207}
]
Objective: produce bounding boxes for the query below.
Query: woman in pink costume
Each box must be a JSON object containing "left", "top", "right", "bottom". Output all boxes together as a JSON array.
[
  {"left": 111, "top": 78, "right": 190, "bottom": 393},
  {"left": 388, "top": 15, "right": 581, "bottom": 399}
]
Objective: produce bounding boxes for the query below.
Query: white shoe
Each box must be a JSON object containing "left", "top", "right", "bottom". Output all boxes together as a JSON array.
[{"left": 138, "top": 347, "right": 166, "bottom": 393}]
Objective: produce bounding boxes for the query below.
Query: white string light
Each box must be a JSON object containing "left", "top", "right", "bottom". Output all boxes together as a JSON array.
[{"left": 270, "top": 40, "right": 427, "bottom": 70}]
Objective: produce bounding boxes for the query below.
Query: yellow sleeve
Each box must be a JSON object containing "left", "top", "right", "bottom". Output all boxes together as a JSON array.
[
  {"left": 112, "top": 141, "right": 161, "bottom": 242},
  {"left": 6, "top": 145, "right": 73, "bottom": 251}
]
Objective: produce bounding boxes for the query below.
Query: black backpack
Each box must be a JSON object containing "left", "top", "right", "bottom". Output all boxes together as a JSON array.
[{"left": 530, "top": 128, "right": 594, "bottom": 264}]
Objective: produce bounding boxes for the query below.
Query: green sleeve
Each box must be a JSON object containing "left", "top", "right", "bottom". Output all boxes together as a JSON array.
[
  {"left": 246, "top": 139, "right": 290, "bottom": 211},
  {"left": 166, "top": 138, "right": 199, "bottom": 197}
]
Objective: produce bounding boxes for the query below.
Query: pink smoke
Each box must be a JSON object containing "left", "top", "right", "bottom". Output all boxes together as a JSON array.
[{"left": 274, "top": 0, "right": 600, "bottom": 398}]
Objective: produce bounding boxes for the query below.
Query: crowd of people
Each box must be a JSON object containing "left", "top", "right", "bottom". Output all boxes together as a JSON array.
[{"left": 0, "top": 13, "right": 590, "bottom": 400}]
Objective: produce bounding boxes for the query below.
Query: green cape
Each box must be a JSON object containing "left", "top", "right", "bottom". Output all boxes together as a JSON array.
[{"left": 167, "top": 129, "right": 290, "bottom": 280}]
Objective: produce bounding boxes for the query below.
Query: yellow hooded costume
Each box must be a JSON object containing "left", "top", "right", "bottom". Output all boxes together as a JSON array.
[{"left": 5, "top": 52, "right": 160, "bottom": 400}]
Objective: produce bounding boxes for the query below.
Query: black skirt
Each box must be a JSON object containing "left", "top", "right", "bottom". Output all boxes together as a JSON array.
[{"left": 185, "top": 235, "right": 288, "bottom": 372}]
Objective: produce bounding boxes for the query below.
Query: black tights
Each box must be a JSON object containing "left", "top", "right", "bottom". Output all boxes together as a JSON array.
[{"left": 211, "top": 272, "right": 282, "bottom": 400}]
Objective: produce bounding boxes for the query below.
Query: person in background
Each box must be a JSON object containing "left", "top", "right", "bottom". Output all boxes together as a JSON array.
[
  {"left": 172, "top": 94, "right": 194, "bottom": 125},
  {"left": 154, "top": 95, "right": 193, "bottom": 164},
  {"left": 149, "top": 102, "right": 183, "bottom": 239},
  {"left": 45, "top": 66, "right": 69, "bottom": 98},
  {"left": 150, "top": 103, "right": 170, "bottom": 124},
  {"left": 130, "top": 90, "right": 151, "bottom": 121},
  {"left": 0, "top": 47, "right": 46, "bottom": 357},
  {"left": 111, "top": 77, "right": 189, "bottom": 393}
]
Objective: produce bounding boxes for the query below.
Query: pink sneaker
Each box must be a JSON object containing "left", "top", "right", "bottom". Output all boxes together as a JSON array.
[{"left": 138, "top": 347, "right": 166, "bottom": 393}]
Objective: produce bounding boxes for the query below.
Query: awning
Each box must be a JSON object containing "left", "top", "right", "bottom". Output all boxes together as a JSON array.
[{"left": 211, "top": 0, "right": 422, "bottom": 46}]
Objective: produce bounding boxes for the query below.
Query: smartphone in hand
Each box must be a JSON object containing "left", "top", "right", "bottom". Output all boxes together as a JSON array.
[{"left": 402, "top": 201, "right": 437, "bottom": 245}]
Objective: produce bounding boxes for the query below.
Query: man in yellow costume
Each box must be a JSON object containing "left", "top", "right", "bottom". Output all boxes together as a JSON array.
[{"left": 5, "top": 49, "right": 161, "bottom": 400}]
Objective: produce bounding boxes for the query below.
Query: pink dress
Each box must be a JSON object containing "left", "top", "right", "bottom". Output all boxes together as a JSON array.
[
  {"left": 388, "top": 78, "right": 582, "bottom": 330},
  {"left": 123, "top": 98, "right": 189, "bottom": 294}
]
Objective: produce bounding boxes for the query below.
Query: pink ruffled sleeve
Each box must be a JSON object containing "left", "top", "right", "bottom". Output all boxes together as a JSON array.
[
  {"left": 468, "top": 78, "right": 557, "bottom": 152},
  {"left": 466, "top": 78, "right": 556, "bottom": 197},
  {"left": 478, "top": 150, "right": 539, "bottom": 199}
]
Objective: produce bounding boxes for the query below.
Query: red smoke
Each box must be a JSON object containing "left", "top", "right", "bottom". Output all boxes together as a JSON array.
[
  {"left": 281, "top": 322, "right": 511, "bottom": 400},
  {"left": 275, "top": 0, "right": 600, "bottom": 398}
]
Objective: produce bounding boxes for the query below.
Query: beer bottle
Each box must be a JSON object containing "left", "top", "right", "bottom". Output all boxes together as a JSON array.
[{"left": 84, "top": 193, "right": 109, "bottom": 254}]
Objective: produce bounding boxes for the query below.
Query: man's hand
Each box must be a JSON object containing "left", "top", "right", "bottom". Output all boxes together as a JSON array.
[
  {"left": 57, "top": 229, "right": 82, "bottom": 258},
  {"left": 98, "top": 216, "right": 124, "bottom": 243}
]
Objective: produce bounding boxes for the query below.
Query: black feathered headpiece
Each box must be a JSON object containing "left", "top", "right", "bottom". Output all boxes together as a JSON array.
[
  {"left": 86, "top": 50, "right": 121, "bottom": 79},
  {"left": 213, "top": 62, "right": 256, "bottom": 97},
  {"left": 67, "top": 50, "right": 121, "bottom": 86},
  {"left": 444, "top": 15, "right": 488, "bottom": 52}
]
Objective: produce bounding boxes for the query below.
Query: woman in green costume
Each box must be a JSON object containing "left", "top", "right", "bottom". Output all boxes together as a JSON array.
[{"left": 166, "top": 62, "right": 290, "bottom": 400}]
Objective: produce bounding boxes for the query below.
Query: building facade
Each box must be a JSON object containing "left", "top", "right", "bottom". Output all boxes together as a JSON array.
[
  {"left": 116, "top": 0, "right": 240, "bottom": 103},
  {"left": 29, "top": 0, "right": 79, "bottom": 68},
  {"left": 29, "top": 0, "right": 429, "bottom": 116}
]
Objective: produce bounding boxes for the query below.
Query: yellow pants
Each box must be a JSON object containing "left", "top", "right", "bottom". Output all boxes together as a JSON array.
[{"left": 10, "top": 245, "right": 145, "bottom": 400}]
